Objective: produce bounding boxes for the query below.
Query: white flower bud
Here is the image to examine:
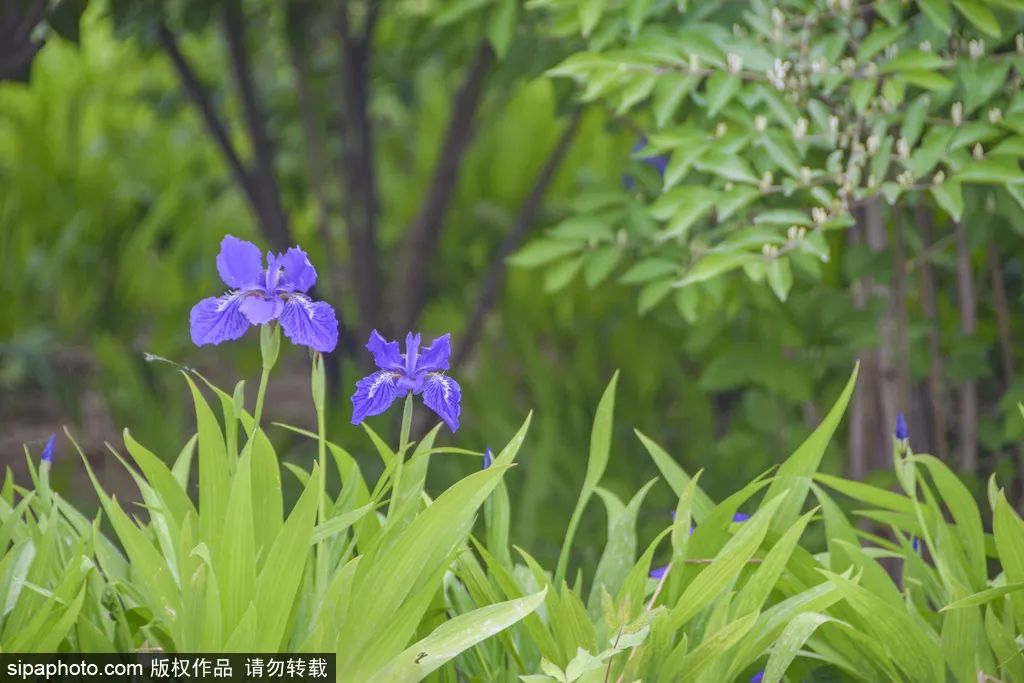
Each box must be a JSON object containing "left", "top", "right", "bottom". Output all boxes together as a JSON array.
[
  {"left": 715, "top": 122, "right": 728, "bottom": 137},
  {"left": 952, "top": 101, "right": 963, "bottom": 126},
  {"left": 866, "top": 135, "right": 880, "bottom": 154},
  {"left": 689, "top": 53, "right": 701, "bottom": 72},
  {"left": 760, "top": 171, "right": 774, "bottom": 190},
  {"left": 828, "top": 116, "right": 840, "bottom": 136},
  {"left": 973, "top": 143, "right": 985, "bottom": 160},
  {"left": 812, "top": 207, "right": 827, "bottom": 224},
  {"left": 771, "top": 7, "right": 785, "bottom": 26},
  {"left": 755, "top": 115, "right": 767, "bottom": 132},
  {"left": 989, "top": 108, "right": 1003, "bottom": 124},
  {"left": 969, "top": 39, "right": 985, "bottom": 60},
  {"left": 787, "top": 226, "right": 798, "bottom": 241},
  {"left": 796, "top": 226, "right": 807, "bottom": 239},
  {"left": 800, "top": 166, "right": 812, "bottom": 185},
  {"left": 897, "top": 137, "right": 910, "bottom": 159},
  {"left": 933, "top": 170, "right": 945, "bottom": 185},
  {"left": 762, "top": 243, "right": 773, "bottom": 257},
  {"left": 727, "top": 53, "right": 743, "bottom": 74},
  {"left": 898, "top": 170, "right": 913, "bottom": 187},
  {"left": 793, "top": 117, "right": 808, "bottom": 139},
  {"left": 840, "top": 57, "right": 856, "bottom": 73},
  {"left": 919, "top": 40, "right": 932, "bottom": 52}
]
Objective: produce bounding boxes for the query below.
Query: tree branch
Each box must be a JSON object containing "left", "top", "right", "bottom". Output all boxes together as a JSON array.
[
  {"left": 454, "top": 109, "right": 584, "bottom": 366},
  {"left": 392, "top": 41, "right": 494, "bottom": 333},
  {"left": 222, "top": 1, "right": 291, "bottom": 252},
  {"left": 914, "top": 204, "right": 948, "bottom": 461},
  {"left": 954, "top": 219, "right": 978, "bottom": 473},
  {"left": 336, "top": 0, "right": 383, "bottom": 345},
  {"left": 158, "top": 23, "right": 255, "bottom": 213}
]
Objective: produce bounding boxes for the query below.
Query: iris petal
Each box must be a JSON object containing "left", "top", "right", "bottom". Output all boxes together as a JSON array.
[
  {"left": 190, "top": 293, "right": 250, "bottom": 346},
  {"left": 351, "top": 370, "right": 402, "bottom": 424},
  {"left": 239, "top": 295, "right": 284, "bottom": 325},
  {"left": 421, "top": 372, "right": 461, "bottom": 432},
  {"left": 417, "top": 333, "right": 451, "bottom": 373},
  {"left": 279, "top": 247, "right": 317, "bottom": 293},
  {"left": 216, "top": 236, "right": 264, "bottom": 289},
  {"left": 366, "top": 330, "right": 404, "bottom": 371},
  {"left": 279, "top": 294, "right": 339, "bottom": 352}
]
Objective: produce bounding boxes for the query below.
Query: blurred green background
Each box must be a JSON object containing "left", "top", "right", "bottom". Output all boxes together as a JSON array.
[{"left": 3, "top": 0, "right": 1024, "bottom": 568}]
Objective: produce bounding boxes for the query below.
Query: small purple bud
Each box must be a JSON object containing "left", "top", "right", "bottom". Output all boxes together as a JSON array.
[
  {"left": 482, "top": 447, "right": 493, "bottom": 469},
  {"left": 649, "top": 565, "right": 668, "bottom": 579},
  {"left": 911, "top": 537, "right": 920, "bottom": 553},
  {"left": 750, "top": 672, "right": 765, "bottom": 683},
  {"left": 40, "top": 434, "right": 56, "bottom": 464},
  {"left": 895, "top": 412, "right": 908, "bottom": 441},
  {"left": 732, "top": 512, "right": 750, "bottom": 522}
]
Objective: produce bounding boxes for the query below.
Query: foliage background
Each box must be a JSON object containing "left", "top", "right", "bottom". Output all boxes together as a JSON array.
[{"left": 2, "top": 0, "right": 1024, "bottom": 570}]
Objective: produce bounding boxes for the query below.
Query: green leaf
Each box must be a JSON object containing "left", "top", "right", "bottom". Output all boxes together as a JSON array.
[
  {"left": 857, "top": 24, "right": 908, "bottom": 62},
  {"left": 930, "top": 180, "right": 964, "bottom": 220},
  {"left": 677, "top": 251, "right": 755, "bottom": 287},
  {"left": 901, "top": 70, "right": 954, "bottom": 91},
  {"left": 670, "top": 494, "right": 785, "bottom": 629},
  {"left": 544, "top": 255, "right": 584, "bottom": 293},
  {"left": 917, "top": 0, "right": 953, "bottom": 32},
  {"left": 638, "top": 278, "right": 674, "bottom": 314},
  {"left": 659, "top": 191, "right": 717, "bottom": 239},
  {"left": 509, "top": 240, "right": 580, "bottom": 268},
  {"left": 762, "top": 613, "right": 840, "bottom": 683},
  {"left": 652, "top": 74, "right": 696, "bottom": 128},
  {"left": 705, "top": 72, "right": 741, "bottom": 116},
  {"left": 367, "top": 590, "right": 546, "bottom": 682},
  {"left": 555, "top": 372, "right": 619, "bottom": 585},
  {"left": 634, "top": 430, "right": 715, "bottom": 520},
  {"left": 953, "top": 0, "right": 1000, "bottom": 36},
  {"left": 619, "top": 258, "right": 680, "bottom": 284},
  {"left": 579, "top": 0, "right": 607, "bottom": 37},
  {"left": 957, "top": 158, "right": 1024, "bottom": 184},
  {"left": 588, "top": 479, "right": 658, "bottom": 615},
  {"left": 252, "top": 466, "right": 321, "bottom": 650},
  {"left": 698, "top": 153, "right": 759, "bottom": 184},
  {"left": 766, "top": 258, "right": 793, "bottom": 301},
  {"left": 583, "top": 246, "right": 623, "bottom": 287},
  {"left": 487, "top": 0, "right": 517, "bottom": 58},
  {"left": 942, "top": 582, "right": 1024, "bottom": 610},
  {"left": 880, "top": 49, "right": 948, "bottom": 73},
  {"left": 993, "top": 490, "right": 1024, "bottom": 631},
  {"left": 763, "top": 365, "right": 859, "bottom": 533}
]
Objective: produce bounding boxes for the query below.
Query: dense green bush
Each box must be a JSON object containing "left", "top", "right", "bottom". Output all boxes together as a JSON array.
[{"left": 4, "top": 337, "right": 1024, "bottom": 681}]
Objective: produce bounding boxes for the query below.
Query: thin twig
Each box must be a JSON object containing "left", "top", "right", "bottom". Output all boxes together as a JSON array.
[
  {"left": 454, "top": 108, "right": 584, "bottom": 366},
  {"left": 393, "top": 41, "right": 494, "bottom": 332}
]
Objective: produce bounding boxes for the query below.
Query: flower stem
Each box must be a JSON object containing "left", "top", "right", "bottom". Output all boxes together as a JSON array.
[
  {"left": 251, "top": 366, "right": 271, "bottom": 435},
  {"left": 310, "top": 352, "right": 329, "bottom": 600},
  {"left": 389, "top": 394, "right": 414, "bottom": 519}
]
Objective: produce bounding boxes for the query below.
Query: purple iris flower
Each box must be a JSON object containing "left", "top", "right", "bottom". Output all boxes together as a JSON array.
[
  {"left": 351, "top": 330, "right": 462, "bottom": 432},
  {"left": 750, "top": 672, "right": 764, "bottom": 683},
  {"left": 41, "top": 434, "right": 55, "bottom": 463},
  {"left": 189, "top": 235, "right": 338, "bottom": 353},
  {"left": 650, "top": 512, "right": 750, "bottom": 577},
  {"left": 895, "top": 412, "right": 909, "bottom": 441},
  {"left": 483, "top": 447, "right": 493, "bottom": 469}
]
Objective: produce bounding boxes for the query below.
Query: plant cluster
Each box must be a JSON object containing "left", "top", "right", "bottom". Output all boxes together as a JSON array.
[{"left": 3, "top": 237, "right": 1024, "bottom": 682}]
